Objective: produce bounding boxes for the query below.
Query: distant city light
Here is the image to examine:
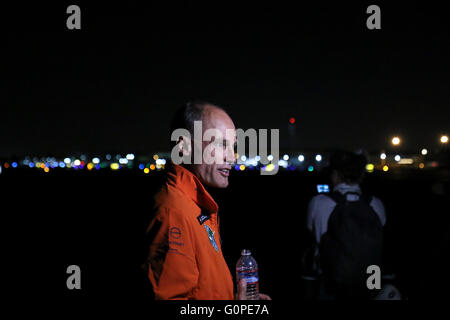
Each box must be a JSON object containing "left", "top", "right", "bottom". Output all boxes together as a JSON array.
[
  {"left": 267, "top": 155, "right": 274, "bottom": 161},
  {"left": 153, "top": 154, "right": 159, "bottom": 161},
  {"left": 383, "top": 165, "right": 389, "bottom": 172},
  {"left": 12, "top": 162, "right": 18, "bottom": 168},
  {"left": 64, "top": 158, "right": 71, "bottom": 164},
  {"left": 144, "top": 168, "right": 150, "bottom": 174},
  {"left": 394, "top": 155, "right": 401, "bottom": 162},
  {"left": 419, "top": 163, "right": 425, "bottom": 169},
  {"left": 315, "top": 154, "right": 322, "bottom": 162},
  {"left": 366, "top": 164, "right": 374, "bottom": 173},
  {"left": 44, "top": 167, "right": 50, "bottom": 173},
  {"left": 126, "top": 153, "right": 135, "bottom": 160},
  {"left": 110, "top": 163, "right": 120, "bottom": 170},
  {"left": 392, "top": 137, "right": 401, "bottom": 146},
  {"left": 398, "top": 158, "right": 414, "bottom": 165},
  {"left": 264, "top": 164, "right": 275, "bottom": 172},
  {"left": 308, "top": 165, "right": 314, "bottom": 172},
  {"left": 92, "top": 157, "right": 100, "bottom": 164},
  {"left": 74, "top": 159, "right": 81, "bottom": 166},
  {"left": 139, "top": 164, "right": 145, "bottom": 170},
  {"left": 119, "top": 158, "right": 128, "bottom": 165},
  {"left": 283, "top": 154, "right": 289, "bottom": 161},
  {"left": 380, "top": 153, "right": 386, "bottom": 160},
  {"left": 289, "top": 117, "right": 296, "bottom": 124},
  {"left": 59, "top": 162, "right": 65, "bottom": 168},
  {"left": 298, "top": 155, "right": 305, "bottom": 162},
  {"left": 150, "top": 164, "right": 156, "bottom": 170},
  {"left": 441, "top": 135, "right": 449, "bottom": 143},
  {"left": 239, "top": 165, "right": 246, "bottom": 171},
  {"left": 421, "top": 149, "right": 428, "bottom": 155},
  {"left": 106, "top": 154, "right": 112, "bottom": 160}
]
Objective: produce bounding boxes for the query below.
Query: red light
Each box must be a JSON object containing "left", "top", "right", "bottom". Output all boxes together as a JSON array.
[{"left": 289, "top": 117, "right": 295, "bottom": 124}]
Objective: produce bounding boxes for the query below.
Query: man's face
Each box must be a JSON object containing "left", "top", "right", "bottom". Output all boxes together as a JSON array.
[{"left": 191, "top": 107, "right": 236, "bottom": 188}]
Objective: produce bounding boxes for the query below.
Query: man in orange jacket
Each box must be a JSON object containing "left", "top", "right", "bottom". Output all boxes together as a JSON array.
[{"left": 145, "top": 101, "right": 269, "bottom": 300}]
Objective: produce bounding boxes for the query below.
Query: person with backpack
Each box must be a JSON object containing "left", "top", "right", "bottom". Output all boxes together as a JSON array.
[{"left": 305, "top": 150, "right": 386, "bottom": 300}]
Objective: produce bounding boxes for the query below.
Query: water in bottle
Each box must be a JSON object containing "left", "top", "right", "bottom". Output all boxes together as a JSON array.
[{"left": 236, "top": 249, "right": 259, "bottom": 300}]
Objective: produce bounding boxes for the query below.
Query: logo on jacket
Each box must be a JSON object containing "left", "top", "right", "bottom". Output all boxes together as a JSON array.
[{"left": 204, "top": 225, "right": 219, "bottom": 252}]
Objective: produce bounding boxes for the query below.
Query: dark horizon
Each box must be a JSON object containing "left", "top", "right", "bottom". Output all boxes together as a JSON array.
[{"left": 2, "top": 2, "right": 449, "bottom": 157}]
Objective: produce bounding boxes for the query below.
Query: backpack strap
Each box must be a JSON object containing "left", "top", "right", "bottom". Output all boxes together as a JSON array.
[
  {"left": 328, "top": 191, "right": 373, "bottom": 205},
  {"left": 326, "top": 191, "right": 346, "bottom": 204}
]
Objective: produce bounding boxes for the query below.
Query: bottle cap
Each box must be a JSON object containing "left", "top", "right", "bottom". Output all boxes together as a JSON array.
[{"left": 241, "top": 249, "right": 251, "bottom": 256}]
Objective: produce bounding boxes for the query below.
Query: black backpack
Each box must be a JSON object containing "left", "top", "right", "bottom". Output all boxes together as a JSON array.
[{"left": 319, "top": 191, "right": 383, "bottom": 298}]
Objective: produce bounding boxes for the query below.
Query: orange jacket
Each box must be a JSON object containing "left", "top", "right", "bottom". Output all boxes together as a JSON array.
[{"left": 146, "top": 163, "right": 234, "bottom": 300}]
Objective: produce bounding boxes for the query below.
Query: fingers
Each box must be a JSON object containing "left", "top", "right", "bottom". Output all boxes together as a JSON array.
[
  {"left": 259, "top": 293, "right": 272, "bottom": 300},
  {"left": 237, "top": 278, "right": 247, "bottom": 300}
]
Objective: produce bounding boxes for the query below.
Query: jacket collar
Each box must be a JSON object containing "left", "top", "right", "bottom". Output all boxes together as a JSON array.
[{"left": 167, "top": 162, "right": 218, "bottom": 214}]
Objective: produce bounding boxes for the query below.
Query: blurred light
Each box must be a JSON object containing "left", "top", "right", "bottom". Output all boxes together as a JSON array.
[
  {"left": 12, "top": 162, "right": 18, "bottom": 168},
  {"left": 0, "top": 166, "right": 2, "bottom": 174},
  {"left": 431, "top": 161, "right": 438, "bottom": 167},
  {"left": 119, "top": 158, "right": 128, "bottom": 165},
  {"left": 267, "top": 155, "right": 274, "bottom": 161},
  {"left": 239, "top": 164, "right": 246, "bottom": 171},
  {"left": 110, "top": 163, "right": 120, "bottom": 170},
  {"left": 392, "top": 137, "right": 401, "bottom": 145},
  {"left": 150, "top": 164, "right": 156, "bottom": 170},
  {"left": 278, "top": 160, "right": 288, "bottom": 168},
  {"left": 126, "top": 153, "right": 135, "bottom": 160},
  {"left": 4, "top": 163, "right": 9, "bottom": 169},
  {"left": 283, "top": 154, "right": 289, "bottom": 161},
  {"left": 92, "top": 157, "right": 100, "bottom": 164},
  {"left": 156, "top": 159, "right": 166, "bottom": 165},
  {"left": 308, "top": 165, "right": 314, "bottom": 172},
  {"left": 234, "top": 165, "right": 240, "bottom": 171},
  {"left": 74, "top": 160, "right": 81, "bottom": 166},
  {"left": 366, "top": 163, "right": 375, "bottom": 173},
  {"left": 59, "top": 162, "right": 65, "bottom": 168},
  {"left": 29, "top": 162, "right": 35, "bottom": 168},
  {"left": 419, "top": 163, "right": 425, "bottom": 169},
  {"left": 144, "top": 168, "right": 150, "bottom": 174},
  {"left": 64, "top": 158, "right": 71, "bottom": 164},
  {"left": 115, "top": 154, "right": 121, "bottom": 160},
  {"left": 380, "top": 153, "right": 386, "bottom": 160},
  {"left": 441, "top": 135, "right": 449, "bottom": 143},
  {"left": 139, "top": 164, "right": 145, "bottom": 170},
  {"left": 383, "top": 165, "right": 389, "bottom": 172},
  {"left": 40, "top": 163, "right": 46, "bottom": 169},
  {"left": 394, "top": 155, "right": 401, "bottom": 162},
  {"left": 298, "top": 155, "right": 305, "bottom": 162},
  {"left": 106, "top": 154, "right": 112, "bottom": 160},
  {"left": 44, "top": 167, "right": 50, "bottom": 173},
  {"left": 87, "top": 163, "right": 94, "bottom": 170},
  {"left": 153, "top": 154, "right": 159, "bottom": 161},
  {"left": 255, "top": 155, "right": 261, "bottom": 162},
  {"left": 240, "top": 155, "right": 247, "bottom": 162},
  {"left": 315, "top": 154, "right": 322, "bottom": 162},
  {"left": 95, "top": 164, "right": 101, "bottom": 170},
  {"left": 289, "top": 117, "right": 296, "bottom": 124},
  {"left": 265, "top": 164, "right": 275, "bottom": 172},
  {"left": 398, "top": 158, "right": 414, "bottom": 165},
  {"left": 421, "top": 149, "right": 428, "bottom": 155},
  {"left": 80, "top": 155, "right": 87, "bottom": 161}
]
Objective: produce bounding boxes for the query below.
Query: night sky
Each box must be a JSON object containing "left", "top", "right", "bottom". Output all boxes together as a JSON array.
[{"left": 2, "top": 2, "right": 449, "bottom": 157}]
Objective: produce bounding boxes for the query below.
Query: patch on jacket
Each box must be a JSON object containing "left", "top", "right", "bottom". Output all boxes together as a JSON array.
[
  {"left": 204, "top": 225, "right": 219, "bottom": 252},
  {"left": 197, "top": 213, "right": 211, "bottom": 225}
]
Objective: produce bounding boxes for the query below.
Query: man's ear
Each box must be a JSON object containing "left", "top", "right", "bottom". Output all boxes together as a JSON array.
[{"left": 177, "top": 135, "right": 192, "bottom": 158}]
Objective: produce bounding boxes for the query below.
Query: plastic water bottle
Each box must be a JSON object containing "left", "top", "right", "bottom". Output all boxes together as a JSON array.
[{"left": 236, "top": 249, "right": 259, "bottom": 300}]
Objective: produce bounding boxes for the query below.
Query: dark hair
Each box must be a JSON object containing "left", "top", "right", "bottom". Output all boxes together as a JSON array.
[
  {"left": 169, "top": 100, "right": 225, "bottom": 147},
  {"left": 329, "top": 150, "right": 367, "bottom": 184}
]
